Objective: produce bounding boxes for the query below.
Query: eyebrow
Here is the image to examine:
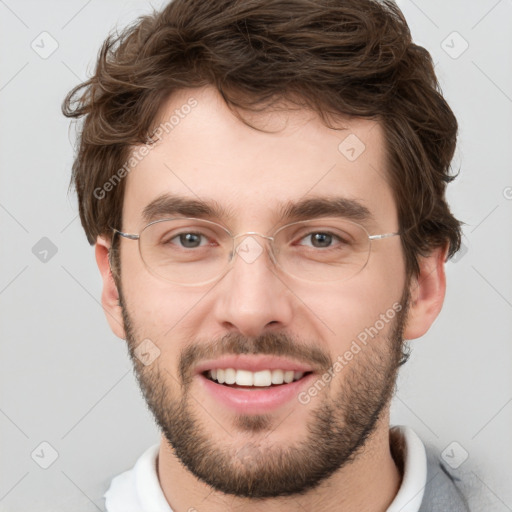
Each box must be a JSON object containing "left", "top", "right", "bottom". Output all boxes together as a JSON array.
[
  {"left": 142, "top": 194, "right": 233, "bottom": 224},
  {"left": 141, "top": 193, "right": 375, "bottom": 226},
  {"left": 279, "top": 197, "right": 374, "bottom": 225}
]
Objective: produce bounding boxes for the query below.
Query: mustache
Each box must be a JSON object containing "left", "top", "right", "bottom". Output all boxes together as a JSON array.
[{"left": 179, "top": 331, "right": 332, "bottom": 383}]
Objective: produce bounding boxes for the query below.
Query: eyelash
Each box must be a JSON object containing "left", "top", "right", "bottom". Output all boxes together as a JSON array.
[{"left": 164, "top": 230, "right": 348, "bottom": 249}]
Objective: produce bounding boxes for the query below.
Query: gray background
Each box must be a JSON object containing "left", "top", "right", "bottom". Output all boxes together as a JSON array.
[{"left": 0, "top": 0, "right": 511, "bottom": 510}]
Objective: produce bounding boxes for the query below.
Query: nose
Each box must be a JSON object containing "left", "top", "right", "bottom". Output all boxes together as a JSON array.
[{"left": 212, "top": 234, "right": 294, "bottom": 338}]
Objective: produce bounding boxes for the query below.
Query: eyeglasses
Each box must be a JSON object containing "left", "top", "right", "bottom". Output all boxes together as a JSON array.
[{"left": 112, "top": 217, "right": 400, "bottom": 286}]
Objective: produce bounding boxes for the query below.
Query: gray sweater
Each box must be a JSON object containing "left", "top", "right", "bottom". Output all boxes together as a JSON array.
[{"left": 418, "top": 446, "right": 471, "bottom": 511}]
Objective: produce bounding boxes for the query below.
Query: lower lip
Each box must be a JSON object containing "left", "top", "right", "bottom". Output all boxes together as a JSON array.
[{"left": 197, "top": 373, "right": 315, "bottom": 414}]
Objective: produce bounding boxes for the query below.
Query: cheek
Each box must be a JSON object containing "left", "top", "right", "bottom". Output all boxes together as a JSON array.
[
  {"left": 123, "top": 284, "right": 203, "bottom": 342},
  {"left": 120, "top": 240, "right": 190, "bottom": 325},
  {"left": 292, "top": 257, "right": 405, "bottom": 355},
  {"left": 119, "top": 253, "right": 206, "bottom": 358}
]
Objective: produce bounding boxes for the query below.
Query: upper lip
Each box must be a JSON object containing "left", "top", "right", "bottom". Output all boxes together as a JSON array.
[{"left": 194, "top": 355, "right": 315, "bottom": 375}]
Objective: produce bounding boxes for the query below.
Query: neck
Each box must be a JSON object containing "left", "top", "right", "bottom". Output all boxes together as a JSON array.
[{"left": 157, "top": 413, "right": 402, "bottom": 512}]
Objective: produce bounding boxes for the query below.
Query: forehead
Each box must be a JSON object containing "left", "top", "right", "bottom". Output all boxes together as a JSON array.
[{"left": 122, "top": 86, "right": 397, "bottom": 231}]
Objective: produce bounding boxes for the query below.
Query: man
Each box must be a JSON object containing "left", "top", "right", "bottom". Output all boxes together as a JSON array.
[{"left": 63, "top": 0, "right": 469, "bottom": 510}]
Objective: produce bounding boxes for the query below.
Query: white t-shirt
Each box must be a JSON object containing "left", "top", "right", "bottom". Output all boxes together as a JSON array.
[{"left": 104, "top": 425, "right": 427, "bottom": 512}]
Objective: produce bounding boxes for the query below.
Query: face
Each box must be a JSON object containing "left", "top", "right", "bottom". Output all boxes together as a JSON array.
[{"left": 112, "top": 86, "right": 410, "bottom": 497}]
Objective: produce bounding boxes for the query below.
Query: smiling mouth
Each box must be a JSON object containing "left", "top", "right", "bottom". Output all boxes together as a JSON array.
[{"left": 203, "top": 368, "right": 312, "bottom": 389}]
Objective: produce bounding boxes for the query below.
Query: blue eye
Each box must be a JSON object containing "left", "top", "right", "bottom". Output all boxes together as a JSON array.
[
  {"left": 169, "top": 232, "right": 208, "bottom": 248},
  {"left": 299, "top": 232, "right": 344, "bottom": 248},
  {"left": 308, "top": 233, "right": 333, "bottom": 248}
]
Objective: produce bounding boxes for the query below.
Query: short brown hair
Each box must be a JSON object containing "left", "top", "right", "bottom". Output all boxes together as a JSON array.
[{"left": 62, "top": 0, "right": 462, "bottom": 279}]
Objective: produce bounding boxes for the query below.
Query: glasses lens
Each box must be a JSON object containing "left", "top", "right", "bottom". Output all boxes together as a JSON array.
[
  {"left": 273, "top": 218, "right": 370, "bottom": 282},
  {"left": 139, "top": 218, "right": 231, "bottom": 284},
  {"left": 138, "top": 217, "right": 371, "bottom": 284}
]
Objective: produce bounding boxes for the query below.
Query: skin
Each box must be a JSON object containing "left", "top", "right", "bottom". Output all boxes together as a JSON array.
[{"left": 95, "top": 85, "right": 447, "bottom": 511}]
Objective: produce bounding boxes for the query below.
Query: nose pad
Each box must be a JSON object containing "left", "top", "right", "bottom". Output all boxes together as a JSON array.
[{"left": 231, "top": 233, "right": 277, "bottom": 269}]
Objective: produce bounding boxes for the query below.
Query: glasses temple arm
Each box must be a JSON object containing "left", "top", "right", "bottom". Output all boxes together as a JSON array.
[
  {"left": 110, "top": 227, "right": 140, "bottom": 240},
  {"left": 368, "top": 232, "right": 400, "bottom": 240}
]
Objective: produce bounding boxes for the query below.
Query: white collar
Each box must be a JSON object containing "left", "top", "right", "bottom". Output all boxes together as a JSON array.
[
  {"left": 104, "top": 443, "right": 171, "bottom": 512},
  {"left": 386, "top": 425, "right": 428, "bottom": 512},
  {"left": 104, "top": 425, "right": 427, "bottom": 512}
]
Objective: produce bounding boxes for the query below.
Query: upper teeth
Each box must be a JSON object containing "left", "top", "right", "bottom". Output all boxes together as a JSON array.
[{"left": 208, "top": 369, "right": 305, "bottom": 386}]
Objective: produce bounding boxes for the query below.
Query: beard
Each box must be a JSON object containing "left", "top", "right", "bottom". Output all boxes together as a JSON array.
[{"left": 119, "top": 286, "right": 410, "bottom": 499}]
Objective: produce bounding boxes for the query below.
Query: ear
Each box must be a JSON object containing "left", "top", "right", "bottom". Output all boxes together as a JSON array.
[
  {"left": 95, "top": 236, "right": 126, "bottom": 339},
  {"left": 403, "top": 244, "right": 448, "bottom": 340}
]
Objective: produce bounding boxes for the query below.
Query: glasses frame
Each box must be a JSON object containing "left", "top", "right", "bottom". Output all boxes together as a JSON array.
[{"left": 111, "top": 217, "right": 400, "bottom": 286}]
